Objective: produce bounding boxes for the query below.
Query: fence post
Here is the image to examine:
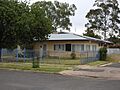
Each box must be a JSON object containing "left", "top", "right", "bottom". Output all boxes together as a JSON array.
[
  {"left": 16, "top": 48, "right": 18, "bottom": 62},
  {"left": 0, "top": 48, "right": 2, "bottom": 62},
  {"left": 23, "top": 48, "right": 26, "bottom": 62}
]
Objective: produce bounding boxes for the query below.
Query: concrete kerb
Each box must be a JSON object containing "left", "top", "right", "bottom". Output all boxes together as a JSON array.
[{"left": 100, "top": 63, "right": 113, "bottom": 67}]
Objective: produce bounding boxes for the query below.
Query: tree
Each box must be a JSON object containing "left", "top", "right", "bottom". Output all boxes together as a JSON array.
[
  {"left": 16, "top": 2, "right": 52, "bottom": 48},
  {"left": 83, "top": 29, "right": 101, "bottom": 39},
  {"left": 85, "top": 0, "right": 120, "bottom": 40},
  {"left": 31, "top": 1, "right": 77, "bottom": 31},
  {"left": 0, "top": 0, "right": 19, "bottom": 61},
  {"left": 0, "top": 0, "right": 52, "bottom": 61},
  {"left": 107, "top": 35, "right": 120, "bottom": 44}
]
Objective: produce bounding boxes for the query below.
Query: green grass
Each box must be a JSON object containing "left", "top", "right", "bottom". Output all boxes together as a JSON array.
[
  {"left": 42, "top": 58, "right": 80, "bottom": 65},
  {"left": 87, "top": 61, "right": 108, "bottom": 66},
  {"left": 0, "top": 63, "right": 73, "bottom": 73},
  {"left": 0, "top": 58, "right": 80, "bottom": 73}
]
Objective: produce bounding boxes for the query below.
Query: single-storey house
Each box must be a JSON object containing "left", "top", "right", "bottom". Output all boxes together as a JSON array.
[{"left": 33, "top": 32, "right": 112, "bottom": 58}]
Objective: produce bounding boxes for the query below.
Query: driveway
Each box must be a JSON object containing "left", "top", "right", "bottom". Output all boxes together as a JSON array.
[
  {"left": 0, "top": 70, "right": 120, "bottom": 90},
  {"left": 60, "top": 64, "right": 120, "bottom": 79},
  {"left": 104, "top": 63, "right": 120, "bottom": 68}
]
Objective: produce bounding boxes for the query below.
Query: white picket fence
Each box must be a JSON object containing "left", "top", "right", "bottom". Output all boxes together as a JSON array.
[{"left": 107, "top": 48, "right": 120, "bottom": 55}]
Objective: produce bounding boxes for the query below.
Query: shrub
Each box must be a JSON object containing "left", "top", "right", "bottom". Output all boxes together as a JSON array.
[
  {"left": 99, "top": 47, "right": 107, "bottom": 61},
  {"left": 70, "top": 52, "right": 76, "bottom": 59}
]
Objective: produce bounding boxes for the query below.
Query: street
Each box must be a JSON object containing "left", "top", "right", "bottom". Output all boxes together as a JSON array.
[{"left": 0, "top": 70, "right": 120, "bottom": 90}]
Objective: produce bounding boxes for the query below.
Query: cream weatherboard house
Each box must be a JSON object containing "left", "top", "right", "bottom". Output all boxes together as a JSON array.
[{"left": 33, "top": 32, "right": 112, "bottom": 58}]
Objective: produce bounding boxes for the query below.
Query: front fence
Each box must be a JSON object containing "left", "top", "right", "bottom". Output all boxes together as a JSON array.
[
  {"left": 1, "top": 49, "right": 34, "bottom": 62},
  {"left": 0, "top": 49, "right": 100, "bottom": 64},
  {"left": 47, "top": 50, "right": 99, "bottom": 64},
  {"left": 80, "top": 51, "right": 99, "bottom": 64}
]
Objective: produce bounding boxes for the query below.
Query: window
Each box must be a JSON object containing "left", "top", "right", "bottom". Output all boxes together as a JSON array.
[
  {"left": 65, "top": 44, "right": 71, "bottom": 51},
  {"left": 81, "top": 44, "right": 84, "bottom": 52},
  {"left": 72, "top": 44, "right": 79, "bottom": 52},
  {"left": 72, "top": 44, "right": 84, "bottom": 52},
  {"left": 72, "top": 45, "right": 75, "bottom": 52},
  {"left": 86, "top": 45, "right": 91, "bottom": 51},
  {"left": 92, "top": 45, "right": 97, "bottom": 51},
  {"left": 54, "top": 44, "right": 64, "bottom": 51}
]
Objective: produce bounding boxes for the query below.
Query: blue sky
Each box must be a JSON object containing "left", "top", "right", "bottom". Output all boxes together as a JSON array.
[{"left": 29, "top": 0, "right": 120, "bottom": 35}]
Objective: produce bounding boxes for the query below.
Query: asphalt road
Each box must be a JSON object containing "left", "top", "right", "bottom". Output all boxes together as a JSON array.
[
  {"left": 0, "top": 70, "right": 120, "bottom": 90},
  {"left": 105, "top": 63, "right": 120, "bottom": 68}
]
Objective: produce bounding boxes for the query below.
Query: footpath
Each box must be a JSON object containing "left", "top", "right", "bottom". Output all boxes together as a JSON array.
[{"left": 59, "top": 64, "right": 120, "bottom": 80}]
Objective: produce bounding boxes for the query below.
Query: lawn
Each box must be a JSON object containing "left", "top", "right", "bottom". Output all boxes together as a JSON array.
[
  {"left": 41, "top": 58, "right": 80, "bottom": 65},
  {"left": 1, "top": 54, "right": 119, "bottom": 73},
  {"left": 0, "top": 63, "right": 74, "bottom": 73},
  {"left": 0, "top": 58, "right": 81, "bottom": 73},
  {"left": 87, "top": 61, "right": 108, "bottom": 66}
]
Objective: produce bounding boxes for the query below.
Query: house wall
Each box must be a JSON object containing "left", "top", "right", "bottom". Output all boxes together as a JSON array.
[
  {"left": 33, "top": 40, "right": 99, "bottom": 58},
  {"left": 47, "top": 40, "right": 99, "bottom": 51},
  {"left": 47, "top": 40, "right": 99, "bottom": 58}
]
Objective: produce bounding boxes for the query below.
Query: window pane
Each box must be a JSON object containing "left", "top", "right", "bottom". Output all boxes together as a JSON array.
[
  {"left": 72, "top": 45, "right": 75, "bottom": 52},
  {"left": 59, "top": 44, "right": 64, "bottom": 51},
  {"left": 81, "top": 44, "right": 84, "bottom": 52},
  {"left": 92, "top": 45, "right": 97, "bottom": 51},
  {"left": 54, "top": 44, "right": 64, "bottom": 51},
  {"left": 86, "top": 45, "right": 90, "bottom": 51},
  {"left": 65, "top": 44, "right": 71, "bottom": 51}
]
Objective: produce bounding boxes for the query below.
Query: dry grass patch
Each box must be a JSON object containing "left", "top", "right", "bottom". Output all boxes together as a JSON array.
[{"left": 107, "top": 54, "right": 120, "bottom": 62}]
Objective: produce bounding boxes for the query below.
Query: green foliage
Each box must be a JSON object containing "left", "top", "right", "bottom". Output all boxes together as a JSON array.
[
  {"left": 17, "top": 3, "right": 52, "bottom": 47},
  {"left": 85, "top": 0, "right": 120, "bottom": 39},
  {"left": 0, "top": 0, "right": 52, "bottom": 49},
  {"left": 70, "top": 52, "right": 76, "bottom": 59},
  {"left": 0, "top": 0, "right": 77, "bottom": 50},
  {"left": 0, "top": 0, "right": 52, "bottom": 61},
  {"left": 32, "top": 1, "right": 77, "bottom": 31},
  {"left": 107, "top": 35, "right": 120, "bottom": 48},
  {"left": 99, "top": 47, "right": 107, "bottom": 61},
  {"left": 107, "top": 35, "right": 120, "bottom": 44},
  {"left": 0, "top": 0, "right": 19, "bottom": 49},
  {"left": 83, "top": 29, "right": 101, "bottom": 39}
]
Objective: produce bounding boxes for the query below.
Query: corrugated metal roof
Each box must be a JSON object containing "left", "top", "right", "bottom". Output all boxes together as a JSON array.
[
  {"left": 48, "top": 33, "right": 112, "bottom": 44},
  {"left": 48, "top": 33, "right": 88, "bottom": 40},
  {"left": 82, "top": 35, "right": 112, "bottom": 43}
]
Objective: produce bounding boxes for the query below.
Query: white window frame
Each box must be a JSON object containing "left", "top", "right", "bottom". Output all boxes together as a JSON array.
[{"left": 54, "top": 44, "right": 65, "bottom": 51}]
